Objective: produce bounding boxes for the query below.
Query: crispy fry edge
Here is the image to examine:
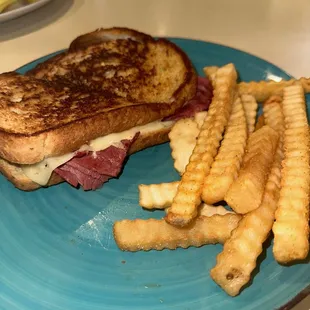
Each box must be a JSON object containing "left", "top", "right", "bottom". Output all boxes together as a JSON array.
[
  {"left": 272, "top": 85, "right": 310, "bottom": 263},
  {"left": 165, "top": 64, "right": 237, "bottom": 227},
  {"left": 113, "top": 214, "right": 242, "bottom": 252},
  {"left": 210, "top": 96, "right": 284, "bottom": 296},
  {"left": 202, "top": 96, "right": 247, "bottom": 204}
]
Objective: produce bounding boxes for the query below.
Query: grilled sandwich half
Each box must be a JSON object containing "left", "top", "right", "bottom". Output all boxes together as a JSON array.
[{"left": 0, "top": 27, "right": 212, "bottom": 191}]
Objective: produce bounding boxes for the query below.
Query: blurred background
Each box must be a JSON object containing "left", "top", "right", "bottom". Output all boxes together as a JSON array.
[{"left": 0, "top": 0, "right": 310, "bottom": 77}]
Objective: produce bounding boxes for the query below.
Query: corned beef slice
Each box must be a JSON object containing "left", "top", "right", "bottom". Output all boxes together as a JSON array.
[
  {"left": 54, "top": 77, "right": 213, "bottom": 190},
  {"left": 55, "top": 163, "right": 110, "bottom": 190},
  {"left": 163, "top": 77, "right": 213, "bottom": 121},
  {"left": 55, "top": 134, "right": 139, "bottom": 190}
]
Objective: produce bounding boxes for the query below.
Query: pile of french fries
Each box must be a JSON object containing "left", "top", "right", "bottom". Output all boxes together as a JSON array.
[{"left": 113, "top": 63, "right": 310, "bottom": 296}]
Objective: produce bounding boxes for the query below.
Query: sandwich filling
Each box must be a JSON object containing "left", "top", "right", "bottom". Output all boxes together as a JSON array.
[
  {"left": 21, "top": 120, "right": 174, "bottom": 189},
  {"left": 21, "top": 77, "right": 213, "bottom": 190}
]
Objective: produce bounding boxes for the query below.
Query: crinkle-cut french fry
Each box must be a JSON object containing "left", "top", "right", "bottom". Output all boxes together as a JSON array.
[
  {"left": 262, "top": 95, "right": 285, "bottom": 192},
  {"left": 138, "top": 182, "right": 179, "bottom": 209},
  {"left": 210, "top": 144, "right": 283, "bottom": 296},
  {"left": 255, "top": 95, "right": 282, "bottom": 133},
  {"left": 113, "top": 213, "right": 242, "bottom": 251},
  {"left": 202, "top": 97, "right": 247, "bottom": 204},
  {"left": 138, "top": 181, "right": 235, "bottom": 217},
  {"left": 199, "top": 203, "right": 235, "bottom": 216},
  {"left": 263, "top": 95, "right": 285, "bottom": 183},
  {"left": 263, "top": 95, "right": 284, "bottom": 133},
  {"left": 224, "top": 126, "right": 279, "bottom": 214},
  {"left": 203, "top": 66, "right": 310, "bottom": 102},
  {"left": 165, "top": 64, "right": 238, "bottom": 227},
  {"left": 169, "top": 118, "right": 200, "bottom": 175},
  {"left": 238, "top": 78, "right": 310, "bottom": 102},
  {"left": 254, "top": 114, "right": 265, "bottom": 131},
  {"left": 210, "top": 97, "right": 285, "bottom": 297},
  {"left": 240, "top": 94, "right": 258, "bottom": 135},
  {"left": 203, "top": 66, "right": 218, "bottom": 86},
  {"left": 169, "top": 112, "right": 208, "bottom": 175},
  {"left": 273, "top": 85, "right": 310, "bottom": 263}
]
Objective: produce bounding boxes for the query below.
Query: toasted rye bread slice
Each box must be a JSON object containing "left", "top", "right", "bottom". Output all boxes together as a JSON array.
[
  {"left": 69, "top": 27, "right": 155, "bottom": 51},
  {"left": 0, "top": 28, "right": 196, "bottom": 164},
  {"left": 0, "top": 124, "right": 172, "bottom": 191}
]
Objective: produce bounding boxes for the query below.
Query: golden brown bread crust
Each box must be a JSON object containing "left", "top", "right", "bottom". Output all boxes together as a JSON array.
[
  {"left": 0, "top": 159, "right": 63, "bottom": 191},
  {"left": 0, "top": 96, "right": 189, "bottom": 164},
  {"left": 128, "top": 124, "right": 171, "bottom": 154},
  {"left": 69, "top": 27, "right": 155, "bottom": 51},
  {"left": 0, "top": 125, "right": 173, "bottom": 191},
  {"left": 0, "top": 28, "right": 197, "bottom": 164},
  {"left": 29, "top": 27, "right": 155, "bottom": 76}
]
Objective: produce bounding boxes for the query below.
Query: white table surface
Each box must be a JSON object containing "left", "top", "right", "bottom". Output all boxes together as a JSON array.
[
  {"left": 1, "top": 0, "right": 310, "bottom": 78},
  {"left": 0, "top": 0, "right": 309, "bottom": 309}
]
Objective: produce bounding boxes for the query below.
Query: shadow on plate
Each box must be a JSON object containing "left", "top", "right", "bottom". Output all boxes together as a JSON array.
[{"left": 0, "top": 0, "right": 74, "bottom": 42}]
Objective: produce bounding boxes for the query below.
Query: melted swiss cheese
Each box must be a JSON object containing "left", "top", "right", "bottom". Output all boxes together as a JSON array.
[{"left": 21, "top": 120, "right": 174, "bottom": 185}]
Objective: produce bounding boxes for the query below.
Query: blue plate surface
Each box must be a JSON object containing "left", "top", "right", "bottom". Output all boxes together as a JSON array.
[{"left": 0, "top": 38, "right": 309, "bottom": 310}]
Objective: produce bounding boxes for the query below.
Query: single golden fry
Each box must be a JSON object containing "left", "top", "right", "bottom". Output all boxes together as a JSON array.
[
  {"left": 169, "top": 115, "right": 203, "bottom": 175},
  {"left": 238, "top": 78, "right": 310, "bottom": 102},
  {"left": 263, "top": 95, "right": 284, "bottom": 133},
  {"left": 254, "top": 96, "right": 283, "bottom": 132},
  {"left": 210, "top": 97, "right": 285, "bottom": 296},
  {"left": 139, "top": 181, "right": 179, "bottom": 210},
  {"left": 273, "top": 84, "right": 310, "bottom": 263},
  {"left": 139, "top": 181, "right": 235, "bottom": 217},
  {"left": 203, "top": 66, "right": 218, "bottom": 86},
  {"left": 165, "top": 64, "right": 238, "bottom": 227},
  {"left": 203, "top": 66, "right": 310, "bottom": 102},
  {"left": 254, "top": 114, "right": 265, "bottom": 131},
  {"left": 113, "top": 213, "right": 241, "bottom": 251},
  {"left": 202, "top": 97, "right": 247, "bottom": 204},
  {"left": 225, "top": 126, "right": 279, "bottom": 214},
  {"left": 240, "top": 94, "right": 258, "bottom": 135},
  {"left": 211, "top": 147, "right": 283, "bottom": 296},
  {"left": 263, "top": 95, "right": 285, "bottom": 182},
  {"left": 262, "top": 96, "right": 285, "bottom": 197}
]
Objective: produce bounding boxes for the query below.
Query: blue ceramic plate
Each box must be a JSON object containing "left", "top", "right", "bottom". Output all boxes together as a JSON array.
[{"left": 0, "top": 39, "right": 309, "bottom": 310}]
